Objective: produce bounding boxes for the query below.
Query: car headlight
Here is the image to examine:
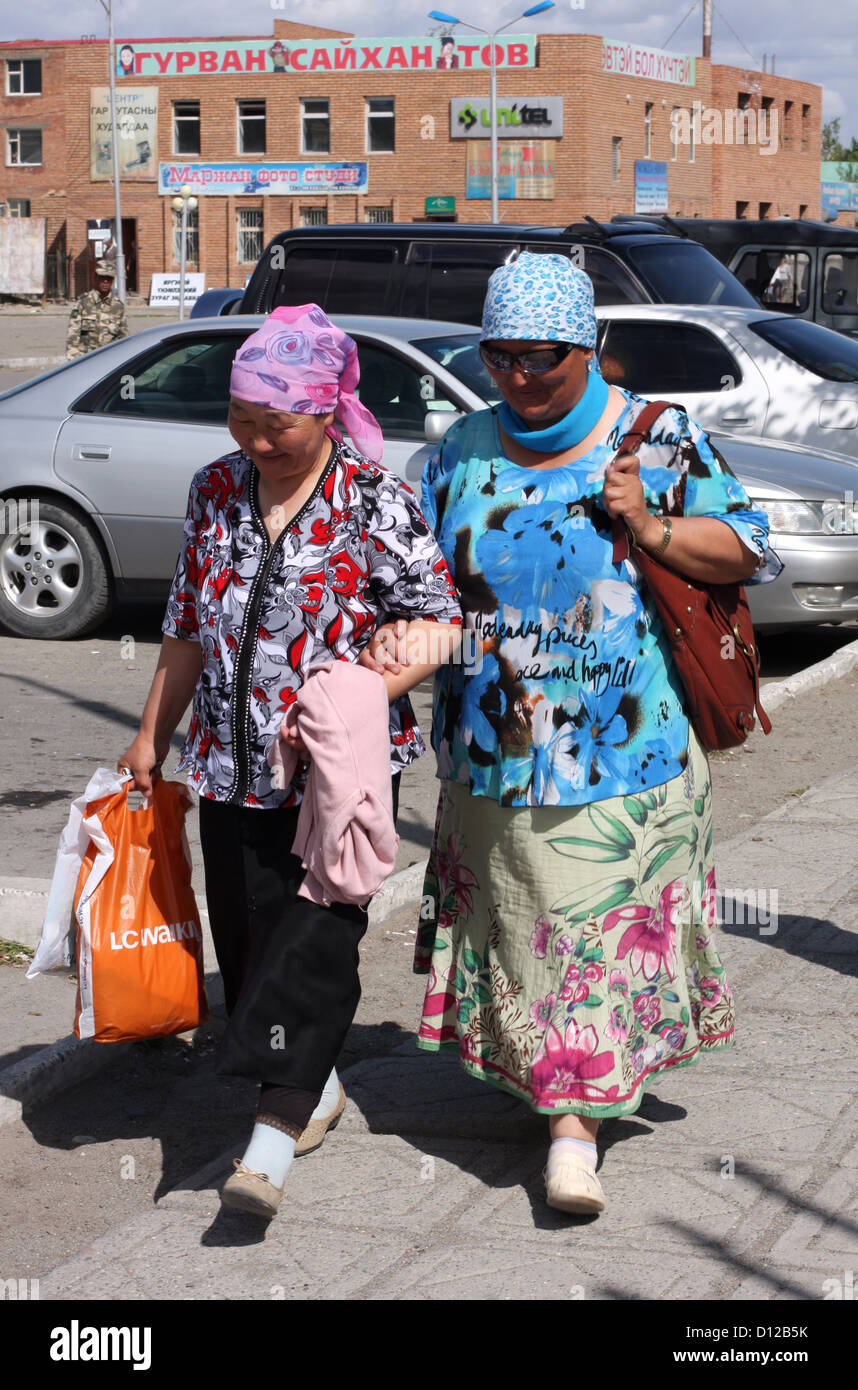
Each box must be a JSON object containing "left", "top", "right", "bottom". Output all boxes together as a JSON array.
[{"left": 755, "top": 499, "right": 827, "bottom": 534}]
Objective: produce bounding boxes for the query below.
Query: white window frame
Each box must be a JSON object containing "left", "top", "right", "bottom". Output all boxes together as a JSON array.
[
  {"left": 237, "top": 99, "right": 266, "bottom": 156},
  {"left": 301, "top": 99, "right": 330, "bottom": 156},
  {"left": 365, "top": 206, "right": 394, "bottom": 223},
  {"left": 173, "top": 100, "right": 201, "bottom": 157},
  {"left": 670, "top": 107, "right": 679, "bottom": 160},
  {"left": 688, "top": 108, "right": 695, "bottom": 163},
  {"left": 6, "top": 128, "right": 42, "bottom": 166},
  {"left": 7, "top": 198, "right": 31, "bottom": 217},
  {"left": 6, "top": 59, "right": 41, "bottom": 96},
  {"left": 644, "top": 103, "right": 652, "bottom": 158},
  {"left": 365, "top": 97, "right": 395, "bottom": 154},
  {"left": 237, "top": 208, "right": 264, "bottom": 264},
  {"left": 172, "top": 206, "right": 199, "bottom": 264},
  {"left": 611, "top": 135, "right": 621, "bottom": 182}
]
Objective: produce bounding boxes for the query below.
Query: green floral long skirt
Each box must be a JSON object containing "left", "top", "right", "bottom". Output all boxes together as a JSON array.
[{"left": 413, "top": 729, "right": 735, "bottom": 1118}]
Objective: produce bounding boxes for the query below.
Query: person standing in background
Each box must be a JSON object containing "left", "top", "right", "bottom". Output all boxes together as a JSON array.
[{"left": 66, "top": 261, "right": 128, "bottom": 361}]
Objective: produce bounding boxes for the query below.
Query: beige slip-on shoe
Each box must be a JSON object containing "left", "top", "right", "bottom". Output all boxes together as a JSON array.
[
  {"left": 544, "top": 1156, "right": 606, "bottom": 1215},
  {"left": 294, "top": 1082, "right": 347, "bottom": 1157},
  {"left": 221, "top": 1160, "right": 286, "bottom": 1218}
]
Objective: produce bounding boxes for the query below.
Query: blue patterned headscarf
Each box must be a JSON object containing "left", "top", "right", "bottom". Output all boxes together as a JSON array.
[{"left": 481, "top": 252, "right": 597, "bottom": 348}]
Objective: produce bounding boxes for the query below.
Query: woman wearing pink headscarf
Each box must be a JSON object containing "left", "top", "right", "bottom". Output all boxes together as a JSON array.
[{"left": 120, "top": 305, "right": 462, "bottom": 1218}]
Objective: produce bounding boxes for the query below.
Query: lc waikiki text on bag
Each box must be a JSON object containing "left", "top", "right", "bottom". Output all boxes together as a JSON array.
[{"left": 28, "top": 768, "right": 208, "bottom": 1042}]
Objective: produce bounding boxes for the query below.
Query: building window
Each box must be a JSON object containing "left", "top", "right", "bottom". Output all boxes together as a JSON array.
[
  {"left": 300, "top": 207, "right": 327, "bottom": 227},
  {"left": 301, "top": 99, "right": 330, "bottom": 155},
  {"left": 6, "top": 129, "right": 42, "bottom": 166},
  {"left": 759, "top": 201, "right": 772, "bottom": 220},
  {"left": 173, "top": 101, "right": 201, "bottom": 156},
  {"left": 611, "top": 136, "right": 621, "bottom": 181},
  {"left": 644, "top": 102, "right": 652, "bottom": 158},
  {"left": 6, "top": 59, "right": 41, "bottom": 95},
  {"left": 737, "top": 91, "right": 750, "bottom": 145},
  {"left": 670, "top": 107, "right": 679, "bottom": 160},
  {"left": 688, "top": 108, "right": 695, "bottom": 163},
  {"left": 736, "top": 200, "right": 749, "bottom": 219},
  {"left": 798, "top": 203, "right": 808, "bottom": 219},
  {"left": 237, "top": 100, "right": 266, "bottom": 155},
  {"left": 7, "top": 198, "right": 30, "bottom": 217},
  {"left": 365, "top": 206, "right": 393, "bottom": 223},
  {"left": 172, "top": 206, "right": 199, "bottom": 263},
  {"left": 784, "top": 99, "right": 793, "bottom": 144},
  {"left": 801, "top": 103, "right": 810, "bottom": 147},
  {"left": 366, "top": 97, "right": 395, "bottom": 154},
  {"left": 237, "top": 209, "right": 263, "bottom": 263}
]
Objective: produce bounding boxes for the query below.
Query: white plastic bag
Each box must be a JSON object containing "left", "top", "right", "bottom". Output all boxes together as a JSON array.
[{"left": 27, "top": 767, "right": 130, "bottom": 978}]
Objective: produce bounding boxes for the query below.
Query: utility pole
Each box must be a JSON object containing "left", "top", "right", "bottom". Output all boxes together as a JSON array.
[{"left": 97, "top": 0, "right": 126, "bottom": 303}]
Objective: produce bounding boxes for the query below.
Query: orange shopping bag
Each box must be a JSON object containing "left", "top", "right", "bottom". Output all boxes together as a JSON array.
[{"left": 29, "top": 770, "right": 207, "bottom": 1042}]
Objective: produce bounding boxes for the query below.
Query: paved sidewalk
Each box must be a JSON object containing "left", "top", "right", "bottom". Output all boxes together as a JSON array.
[{"left": 20, "top": 760, "right": 858, "bottom": 1301}]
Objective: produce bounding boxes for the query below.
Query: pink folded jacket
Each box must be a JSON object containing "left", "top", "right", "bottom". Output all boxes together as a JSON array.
[{"left": 267, "top": 662, "right": 399, "bottom": 907}]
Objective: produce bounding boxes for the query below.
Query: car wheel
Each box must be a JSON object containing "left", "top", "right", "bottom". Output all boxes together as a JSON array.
[{"left": 0, "top": 499, "right": 113, "bottom": 639}]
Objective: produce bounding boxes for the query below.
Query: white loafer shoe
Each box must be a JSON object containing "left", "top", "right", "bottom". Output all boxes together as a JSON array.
[{"left": 544, "top": 1156, "right": 606, "bottom": 1215}]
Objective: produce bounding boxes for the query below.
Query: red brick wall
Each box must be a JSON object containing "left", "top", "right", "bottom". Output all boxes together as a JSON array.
[
  {"left": 0, "top": 43, "right": 69, "bottom": 263},
  {"left": 710, "top": 65, "right": 820, "bottom": 218},
  {"left": 0, "top": 32, "right": 825, "bottom": 298}
]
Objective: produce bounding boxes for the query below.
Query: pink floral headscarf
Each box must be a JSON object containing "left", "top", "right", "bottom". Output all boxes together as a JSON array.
[{"left": 229, "top": 303, "right": 384, "bottom": 462}]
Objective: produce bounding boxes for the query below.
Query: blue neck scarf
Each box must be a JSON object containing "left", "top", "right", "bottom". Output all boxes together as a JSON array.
[{"left": 497, "top": 368, "right": 609, "bottom": 453}]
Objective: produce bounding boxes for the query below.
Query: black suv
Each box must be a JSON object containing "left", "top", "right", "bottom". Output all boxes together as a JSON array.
[
  {"left": 239, "top": 220, "right": 757, "bottom": 324},
  {"left": 612, "top": 215, "right": 858, "bottom": 336}
]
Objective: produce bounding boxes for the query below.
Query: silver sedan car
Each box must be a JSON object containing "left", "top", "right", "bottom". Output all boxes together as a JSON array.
[
  {"left": 595, "top": 304, "right": 858, "bottom": 456},
  {"left": 1, "top": 313, "right": 858, "bottom": 639}
]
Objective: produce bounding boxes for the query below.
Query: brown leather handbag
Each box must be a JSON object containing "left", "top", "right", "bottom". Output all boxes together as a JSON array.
[{"left": 611, "top": 399, "right": 771, "bottom": 751}]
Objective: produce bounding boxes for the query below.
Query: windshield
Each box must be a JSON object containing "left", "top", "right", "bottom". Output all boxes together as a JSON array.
[
  {"left": 412, "top": 332, "right": 501, "bottom": 405},
  {"left": 625, "top": 241, "right": 758, "bottom": 308},
  {"left": 750, "top": 317, "right": 858, "bottom": 382}
]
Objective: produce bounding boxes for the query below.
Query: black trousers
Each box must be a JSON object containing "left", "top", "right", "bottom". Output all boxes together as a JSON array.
[{"left": 199, "top": 778, "right": 399, "bottom": 1135}]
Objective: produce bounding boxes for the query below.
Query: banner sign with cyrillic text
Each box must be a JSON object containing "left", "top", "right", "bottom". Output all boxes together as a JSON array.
[
  {"left": 90, "top": 87, "right": 157, "bottom": 181},
  {"left": 119, "top": 35, "right": 536, "bottom": 77},
  {"left": 601, "top": 38, "right": 695, "bottom": 86},
  {"left": 634, "top": 160, "right": 669, "bottom": 213},
  {"left": 158, "top": 162, "right": 369, "bottom": 196},
  {"left": 466, "top": 140, "right": 555, "bottom": 199}
]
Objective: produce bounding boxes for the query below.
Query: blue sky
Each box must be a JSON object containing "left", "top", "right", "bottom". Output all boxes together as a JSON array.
[{"left": 4, "top": 1, "right": 855, "bottom": 145}]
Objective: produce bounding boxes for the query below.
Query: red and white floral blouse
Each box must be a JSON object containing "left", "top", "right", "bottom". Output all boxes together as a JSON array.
[{"left": 162, "top": 443, "right": 462, "bottom": 808}]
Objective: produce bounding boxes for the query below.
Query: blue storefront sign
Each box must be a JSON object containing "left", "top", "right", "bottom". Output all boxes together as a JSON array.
[
  {"left": 634, "top": 160, "right": 668, "bottom": 214},
  {"left": 158, "top": 161, "right": 368, "bottom": 196},
  {"left": 821, "top": 180, "right": 857, "bottom": 219}
]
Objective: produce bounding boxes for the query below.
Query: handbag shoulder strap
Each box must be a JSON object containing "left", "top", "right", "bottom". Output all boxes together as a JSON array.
[{"left": 611, "top": 399, "right": 675, "bottom": 564}]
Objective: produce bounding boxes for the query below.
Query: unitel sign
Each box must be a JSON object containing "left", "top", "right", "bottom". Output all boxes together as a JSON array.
[{"left": 450, "top": 96, "right": 563, "bottom": 139}]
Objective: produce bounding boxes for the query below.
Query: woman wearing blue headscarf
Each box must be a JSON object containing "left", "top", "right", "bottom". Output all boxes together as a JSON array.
[{"left": 369, "top": 253, "right": 774, "bottom": 1216}]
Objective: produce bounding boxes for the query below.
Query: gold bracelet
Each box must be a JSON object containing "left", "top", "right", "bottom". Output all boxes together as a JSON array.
[{"left": 647, "top": 515, "right": 672, "bottom": 559}]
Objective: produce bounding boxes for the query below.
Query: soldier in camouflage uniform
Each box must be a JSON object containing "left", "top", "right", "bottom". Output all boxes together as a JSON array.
[{"left": 66, "top": 260, "right": 129, "bottom": 360}]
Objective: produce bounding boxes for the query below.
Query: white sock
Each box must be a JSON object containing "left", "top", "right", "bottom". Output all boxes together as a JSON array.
[
  {"left": 309, "top": 1067, "right": 340, "bottom": 1121},
  {"left": 548, "top": 1137, "right": 598, "bottom": 1173},
  {"left": 240, "top": 1124, "right": 296, "bottom": 1189}
]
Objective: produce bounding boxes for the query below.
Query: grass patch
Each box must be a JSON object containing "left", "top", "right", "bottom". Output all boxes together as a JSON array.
[{"left": 0, "top": 938, "right": 34, "bottom": 966}]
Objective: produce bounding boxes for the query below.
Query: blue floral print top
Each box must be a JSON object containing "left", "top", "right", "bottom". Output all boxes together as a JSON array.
[{"left": 421, "top": 392, "right": 771, "bottom": 808}]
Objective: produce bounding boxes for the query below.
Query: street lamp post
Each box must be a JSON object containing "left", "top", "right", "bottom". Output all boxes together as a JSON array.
[
  {"left": 429, "top": 3, "right": 555, "bottom": 223},
  {"left": 96, "top": 0, "right": 126, "bottom": 303},
  {"left": 171, "top": 185, "right": 198, "bottom": 320}
]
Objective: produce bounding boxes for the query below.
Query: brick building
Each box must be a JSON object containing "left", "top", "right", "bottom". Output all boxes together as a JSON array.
[{"left": 0, "top": 21, "right": 822, "bottom": 299}]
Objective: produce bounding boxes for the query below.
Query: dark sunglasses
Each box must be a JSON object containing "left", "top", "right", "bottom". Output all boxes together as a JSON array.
[{"left": 479, "top": 342, "right": 578, "bottom": 375}]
